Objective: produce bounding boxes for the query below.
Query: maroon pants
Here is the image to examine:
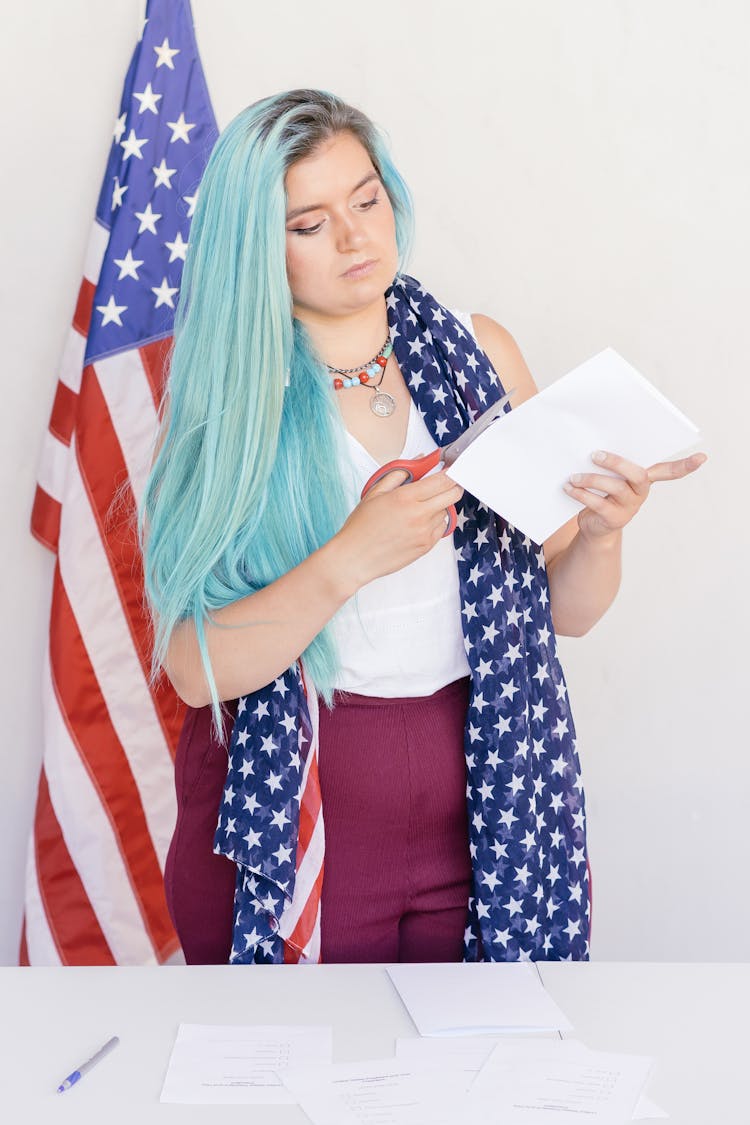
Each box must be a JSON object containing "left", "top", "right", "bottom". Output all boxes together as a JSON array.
[{"left": 164, "top": 676, "right": 472, "bottom": 964}]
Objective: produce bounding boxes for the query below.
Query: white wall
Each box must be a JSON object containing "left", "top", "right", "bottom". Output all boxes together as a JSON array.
[{"left": 1, "top": 0, "right": 747, "bottom": 963}]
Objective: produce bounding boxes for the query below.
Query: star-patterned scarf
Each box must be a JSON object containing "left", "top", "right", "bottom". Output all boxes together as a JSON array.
[{"left": 213, "top": 273, "right": 591, "bottom": 964}]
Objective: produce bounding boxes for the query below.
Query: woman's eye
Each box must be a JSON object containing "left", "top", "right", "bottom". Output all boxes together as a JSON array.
[
  {"left": 289, "top": 195, "right": 379, "bottom": 237},
  {"left": 292, "top": 221, "right": 324, "bottom": 237}
]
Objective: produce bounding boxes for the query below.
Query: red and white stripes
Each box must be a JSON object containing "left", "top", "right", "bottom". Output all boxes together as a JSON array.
[
  {"left": 24, "top": 219, "right": 185, "bottom": 965},
  {"left": 279, "top": 664, "right": 325, "bottom": 964}
]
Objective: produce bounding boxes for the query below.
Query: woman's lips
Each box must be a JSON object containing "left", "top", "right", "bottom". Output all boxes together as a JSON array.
[{"left": 342, "top": 259, "right": 377, "bottom": 279}]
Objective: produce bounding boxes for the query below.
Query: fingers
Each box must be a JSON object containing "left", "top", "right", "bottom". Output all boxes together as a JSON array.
[
  {"left": 584, "top": 451, "right": 650, "bottom": 496},
  {"left": 408, "top": 469, "right": 456, "bottom": 495},
  {"left": 365, "top": 467, "right": 411, "bottom": 495},
  {"left": 647, "top": 451, "right": 708, "bottom": 483},
  {"left": 566, "top": 471, "right": 632, "bottom": 504}
]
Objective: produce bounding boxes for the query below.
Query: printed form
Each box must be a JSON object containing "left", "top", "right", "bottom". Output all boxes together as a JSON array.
[{"left": 159, "top": 1023, "right": 332, "bottom": 1105}]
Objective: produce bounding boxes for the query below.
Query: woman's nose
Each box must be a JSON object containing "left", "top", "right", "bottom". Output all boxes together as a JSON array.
[{"left": 334, "top": 213, "right": 367, "bottom": 253}]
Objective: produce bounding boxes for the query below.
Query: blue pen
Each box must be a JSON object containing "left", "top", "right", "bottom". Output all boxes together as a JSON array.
[{"left": 56, "top": 1035, "right": 120, "bottom": 1092}]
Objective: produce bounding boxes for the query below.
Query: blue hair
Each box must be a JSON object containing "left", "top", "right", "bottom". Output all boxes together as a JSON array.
[{"left": 138, "top": 89, "right": 415, "bottom": 737}]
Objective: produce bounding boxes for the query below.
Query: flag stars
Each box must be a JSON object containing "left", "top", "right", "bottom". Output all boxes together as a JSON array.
[
  {"left": 478, "top": 779, "right": 494, "bottom": 802},
  {"left": 96, "top": 295, "right": 126, "bottom": 327},
  {"left": 153, "top": 158, "right": 177, "bottom": 189},
  {"left": 273, "top": 843, "right": 292, "bottom": 866},
  {"left": 119, "top": 128, "right": 148, "bottom": 160},
  {"left": 280, "top": 713, "right": 297, "bottom": 735},
  {"left": 481, "top": 869, "right": 501, "bottom": 891},
  {"left": 531, "top": 700, "right": 547, "bottom": 723},
  {"left": 111, "top": 176, "right": 128, "bottom": 210},
  {"left": 133, "top": 82, "right": 162, "bottom": 114},
  {"left": 154, "top": 37, "right": 180, "bottom": 69},
  {"left": 265, "top": 772, "right": 283, "bottom": 793},
  {"left": 113, "top": 248, "right": 143, "bottom": 280},
  {"left": 270, "top": 807, "right": 290, "bottom": 831},
  {"left": 564, "top": 917, "right": 581, "bottom": 941},
  {"left": 533, "top": 663, "right": 550, "bottom": 686},
  {"left": 164, "top": 231, "right": 189, "bottom": 261},
  {"left": 167, "top": 112, "right": 196, "bottom": 144},
  {"left": 260, "top": 890, "right": 278, "bottom": 913},
  {"left": 152, "top": 277, "right": 179, "bottom": 308},
  {"left": 134, "top": 202, "right": 162, "bottom": 234},
  {"left": 113, "top": 112, "right": 127, "bottom": 142}
]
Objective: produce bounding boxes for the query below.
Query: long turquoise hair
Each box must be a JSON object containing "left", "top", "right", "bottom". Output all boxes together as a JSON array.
[{"left": 139, "top": 89, "right": 415, "bottom": 737}]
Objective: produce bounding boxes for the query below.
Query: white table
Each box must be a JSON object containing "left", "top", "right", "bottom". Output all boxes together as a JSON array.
[{"left": 0, "top": 962, "right": 745, "bottom": 1123}]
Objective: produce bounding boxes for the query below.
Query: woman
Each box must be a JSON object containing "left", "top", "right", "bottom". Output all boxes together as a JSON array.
[{"left": 140, "top": 88, "right": 705, "bottom": 966}]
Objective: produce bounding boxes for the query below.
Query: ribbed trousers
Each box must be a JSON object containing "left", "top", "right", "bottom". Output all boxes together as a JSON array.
[{"left": 164, "top": 676, "right": 472, "bottom": 964}]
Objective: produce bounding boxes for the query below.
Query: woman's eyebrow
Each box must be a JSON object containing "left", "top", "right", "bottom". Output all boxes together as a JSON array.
[{"left": 286, "top": 170, "right": 380, "bottom": 221}]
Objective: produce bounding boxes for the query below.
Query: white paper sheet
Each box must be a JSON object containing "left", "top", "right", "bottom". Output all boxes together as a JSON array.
[
  {"left": 159, "top": 1023, "right": 332, "bottom": 1105},
  {"left": 386, "top": 962, "right": 573, "bottom": 1036},
  {"left": 446, "top": 347, "right": 702, "bottom": 544},
  {"left": 395, "top": 1038, "right": 667, "bottom": 1119},
  {"left": 470, "top": 1038, "right": 654, "bottom": 1124},
  {"left": 279, "top": 1058, "right": 467, "bottom": 1125}
]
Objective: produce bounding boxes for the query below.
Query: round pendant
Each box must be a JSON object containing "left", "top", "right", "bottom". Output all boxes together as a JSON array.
[{"left": 370, "top": 391, "right": 396, "bottom": 418}]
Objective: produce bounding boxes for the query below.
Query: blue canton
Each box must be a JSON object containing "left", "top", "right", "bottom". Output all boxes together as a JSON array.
[{"left": 87, "top": 0, "right": 218, "bottom": 364}]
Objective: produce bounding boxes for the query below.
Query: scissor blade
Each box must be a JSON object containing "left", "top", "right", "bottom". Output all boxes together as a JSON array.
[{"left": 442, "top": 388, "right": 515, "bottom": 466}]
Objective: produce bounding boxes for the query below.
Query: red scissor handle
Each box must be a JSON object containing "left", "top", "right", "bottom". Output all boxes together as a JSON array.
[{"left": 360, "top": 448, "right": 457, "bottom": 537}]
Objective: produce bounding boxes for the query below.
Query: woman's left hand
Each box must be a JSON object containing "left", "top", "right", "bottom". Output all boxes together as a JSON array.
[{"left": 563, "top": 449, "right": 708, "bottom": 542}]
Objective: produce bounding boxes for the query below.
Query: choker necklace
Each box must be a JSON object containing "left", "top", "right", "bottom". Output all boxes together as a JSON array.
[{"left": 325, "top": 333, "right": 396, "bottom": 417}]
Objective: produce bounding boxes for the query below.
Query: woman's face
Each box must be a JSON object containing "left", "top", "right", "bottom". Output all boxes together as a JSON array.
[{"left": 284, "top": 130, "right": 399, "bottom": 319}]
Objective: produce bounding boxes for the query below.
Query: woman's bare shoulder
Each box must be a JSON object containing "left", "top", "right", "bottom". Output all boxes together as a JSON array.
[{"left": 470, "top": 313, "right": 539, "bottom": 407}]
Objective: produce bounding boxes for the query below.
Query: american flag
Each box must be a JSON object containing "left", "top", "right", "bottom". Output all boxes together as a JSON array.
[{"left": 23, "top": 0, "right": 218, "bottom": 965}]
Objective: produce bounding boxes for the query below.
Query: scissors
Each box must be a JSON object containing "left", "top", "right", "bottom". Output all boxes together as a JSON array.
[{"left": 360, "top": 388, "right": 516, "bottom": 536}]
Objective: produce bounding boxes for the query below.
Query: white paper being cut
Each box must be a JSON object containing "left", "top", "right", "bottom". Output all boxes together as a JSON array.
[{"left": 446, "top": 347, "right": 701, "bottom": 544}]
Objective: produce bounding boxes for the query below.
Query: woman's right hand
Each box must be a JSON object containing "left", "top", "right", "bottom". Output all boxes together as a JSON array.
[{"left": 330, "top": 470, "right": 465, "bottom": 589}]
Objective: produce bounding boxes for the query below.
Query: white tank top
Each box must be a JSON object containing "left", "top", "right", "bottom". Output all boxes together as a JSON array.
[{"left": 329, "top": 308, "right": 475, "bottom": 696}]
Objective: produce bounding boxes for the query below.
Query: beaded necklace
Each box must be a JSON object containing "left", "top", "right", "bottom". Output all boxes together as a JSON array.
[{"left": 325, "top": 333, "right": 396, "bottom": 417}]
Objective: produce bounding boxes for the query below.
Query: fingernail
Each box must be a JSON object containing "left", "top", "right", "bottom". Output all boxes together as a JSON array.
[
  {"left": 563, "top": 482, "right": 574, "bottom": 493},
  {"left": 570, "top": 473, "right": 583, "bottom": 484},
  {"left": 592, "top": 450, "right": 606, "bottom": 464}
]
